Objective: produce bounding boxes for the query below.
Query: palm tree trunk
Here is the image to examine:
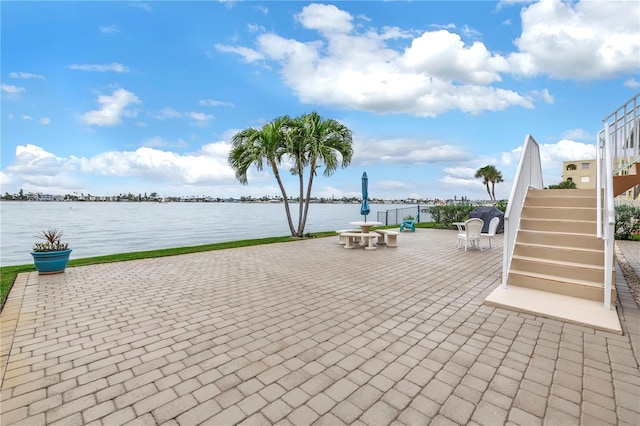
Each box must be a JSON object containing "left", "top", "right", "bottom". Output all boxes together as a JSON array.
[
  {"left": 271, "top": 162, "right": 296, "bottom": 236},
  {"left": 296, "top": 163, "right": 305, "bottom": 237},
  {"left": 485, "top": 183, "right": 492, "bottom": 201},
  {"left": 300, "top": 160, "right": 317, "bottom": 236}
]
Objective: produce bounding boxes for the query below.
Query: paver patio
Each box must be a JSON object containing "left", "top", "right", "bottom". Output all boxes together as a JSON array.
[{"left": 1, "top": 229, "right": 639, "bottom": 425}]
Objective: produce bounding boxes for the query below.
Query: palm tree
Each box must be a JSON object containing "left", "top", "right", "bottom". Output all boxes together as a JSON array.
[
  {"left": 229, "top": 116, "right": 297, "bottom": 235},
  {"left": 229, "top": 112, "right": 353, "bottom": 237},
  {"left": 288, "top": 111, "right": 353, "bottom": 236},
  {"left": 475, "top": 165, "right": 504, "bottom": 203}
]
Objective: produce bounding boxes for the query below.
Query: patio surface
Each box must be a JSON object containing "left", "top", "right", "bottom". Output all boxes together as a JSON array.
[{"left": 1, "top": 229, "right": 639, "bottom": 425}]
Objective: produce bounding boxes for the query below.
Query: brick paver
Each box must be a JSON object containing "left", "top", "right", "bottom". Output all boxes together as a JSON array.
[{"left": 1, "top": 231, "right": 639, "bottom": 425}]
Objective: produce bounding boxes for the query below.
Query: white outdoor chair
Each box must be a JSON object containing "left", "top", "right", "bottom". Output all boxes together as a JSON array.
[
  {"left": 458, "top": 218, "right": 484, "bottom": 251},
  {"left": 481, "top": 217, "right": 500, "bottom": 249}
]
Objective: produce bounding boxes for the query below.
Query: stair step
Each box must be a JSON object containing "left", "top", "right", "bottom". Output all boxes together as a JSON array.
[
  {"left": 520, "top": 218, "right": 597, "bottom": 233},
  {"left": 513, "top": 243, "right": 604, "bottom": 266},
  {"left": 522, "top": 206, "right": 596, "bottom": 221},
  {"left": 484, "top": 286, "right": 620, "bottom": 332},
  {"left": 525, "top": 196, "right": 596, "bottom": 208},
  {"left": 512, "top": 255, "right": 604, "bottom": 271},
  {"left": 507, "top": 270, "right": 610, "bottom": 302},
  {"left": 527, "top": 189, "right": 597, "bottom": 198},
  {"left": 517, "top": 230, "right": 604, "bottom": 250},
  {"left": 511, "top": 255, "right": 604, "bottom": 282}
]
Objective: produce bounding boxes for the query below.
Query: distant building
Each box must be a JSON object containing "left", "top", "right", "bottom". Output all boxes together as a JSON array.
[
  {"left": 562, "top": 159, "right": 638, "bottom": 200},
  {"left": 562, "top": 159, "right": 596, "bottom": 189}
]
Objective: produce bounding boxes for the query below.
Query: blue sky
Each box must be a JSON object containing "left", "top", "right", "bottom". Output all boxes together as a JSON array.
[{"left": 2, "top": 0, "right": 639, "bottom": 201}]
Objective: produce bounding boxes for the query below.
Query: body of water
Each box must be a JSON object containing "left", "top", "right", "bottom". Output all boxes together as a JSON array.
[{"left": 1, "top": 201, "right": 428, "bottom": 266}]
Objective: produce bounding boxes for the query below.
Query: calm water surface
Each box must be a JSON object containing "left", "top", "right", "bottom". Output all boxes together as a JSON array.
[{"left": 1, "top": 202, "right": 423, "bottom": 266}]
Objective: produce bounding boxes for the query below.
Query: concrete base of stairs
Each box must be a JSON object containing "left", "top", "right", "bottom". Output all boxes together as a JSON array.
[{"left": 484, "top": 285, "right": 622, "bottom": 334}]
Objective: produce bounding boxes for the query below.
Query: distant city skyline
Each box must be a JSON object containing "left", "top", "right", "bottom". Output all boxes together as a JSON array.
[{"left": 2, "top": 1, "right": 639, "bottom": 200}]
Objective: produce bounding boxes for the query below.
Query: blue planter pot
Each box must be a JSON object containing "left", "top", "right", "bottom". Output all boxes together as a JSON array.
[{"left": 31, "top": 249, "right": 72, "bottom": 274}]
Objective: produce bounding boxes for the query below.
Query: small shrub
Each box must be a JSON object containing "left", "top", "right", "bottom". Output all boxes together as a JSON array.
[
  {"left": 495, "top": 200, "right": 508, "bottom": 212},
  {"left": 615, "top": 205, "right": 640, "bottom": 240},
  {"left": 429, "top": 204, "right": 477, "bottom": 228}
]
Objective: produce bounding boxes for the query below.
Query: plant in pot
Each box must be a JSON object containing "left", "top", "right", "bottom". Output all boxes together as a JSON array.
[{"left": 31, "top": 229, "right": 72, "bottom": 274}]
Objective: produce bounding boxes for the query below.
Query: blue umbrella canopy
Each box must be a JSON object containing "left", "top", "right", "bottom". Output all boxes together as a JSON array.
[{"left": 360, "top": 172, "right": 370, "bottom": 221}]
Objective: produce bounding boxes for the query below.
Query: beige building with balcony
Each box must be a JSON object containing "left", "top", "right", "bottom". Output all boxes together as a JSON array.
[
  {"left": 562, "top": 159, "right": 596, "bottom": 189},
  {"left": 562, "top": 159, "right": 639, "bottom": 200}
]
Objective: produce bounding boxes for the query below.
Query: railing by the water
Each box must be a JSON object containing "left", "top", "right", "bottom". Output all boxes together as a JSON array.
[
  {"left": 377, "top": 205, "right": 431, "bottom": 225},
  {"left": 502, "top": 135, "right": 543, "bottom": 289}
]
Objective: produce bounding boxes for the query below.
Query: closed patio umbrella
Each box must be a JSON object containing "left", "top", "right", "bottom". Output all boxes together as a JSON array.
[{"left": 361, "top": 172, "right": 370, "bottom": 222}]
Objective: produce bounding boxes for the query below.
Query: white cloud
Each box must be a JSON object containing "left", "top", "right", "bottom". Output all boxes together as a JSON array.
[
  {"left": 1, "top": 84, "right": 26, "bottom": 99},
  {"left": 68, "top": 63, "right": 129, "bottom": 72},
  {"left": 3, "top": 141, "right": 237, "bottom": 194},
  {"left": 254, "top": 6, "right": 268, "bottom": 15},
  {"left": 295, "top": 3, "right": 354, "bottom": 35},
  {"left": 21, "top": 115, "right": 34, "bottom": 121},
  {"left": 439, "top": 174, "right": 485, "bottom": 189},
  {"left": 218, "top": 0, "right": 237, "bottom": 10},
  {"left": 247, "top": 23, "right": 265, "bottom": 33},
  {"left": 532, "top": 88, "right": 554, "bottom": 104},
  {"left": 83, "top": 88, "right": 141, "bottom": 126},
  {"left": 9, "top": 72, "right": 45, "bottom": 80},
  {"left": 218, "top": 2, "right": 638, "bottom": 118},
  {"left": 220, "top": 4, "right": 533, "bottom": 116},
  {"left": 140, "top": 136, "right": 188, "bottom": 148},
  {"left": 561, "top": 128, "right": 591, "bottom": 141},
  {"left": 500, "top": 138, "right": 597, "bottom": 187},
  {"left": 510, "top": 0, "right": 640, "bottom": 79},
  {"left": 442, "top": 166, "right": 477, "bottom": 179},
  {"left": 214, "top": 44, "right": 264, "bottom": 62},
  {"left": 129, "top": 2, "right": 151, "bottom": 12},
  {"left": 79, "top": 144, "right": 235, "bottom": 184},
  {"left": 39, "top": 117, "right": 51, "bottom": 125},
  {"left": 100, "top": 25, "right": 121, "bottom": 34},
  {"left": 6, "top": 144, "right": 69, "bottom": 178},
  {"left": 148, "top": 108, "right": 214, "bottom": 125},
  {"left": 199, "top": 99, "right": 235, "bottom": 108},
  {"left": 624, "top": 79, "right": 640, "bottom": 89},
  {"left": 353, "top": 137, "right": 470, "bottom": 165},
  {"left": 149, "top": 108, "right": 183, "bottom": 120},
  {"left": 539, "top": 139, "right": 596, "bottom": 163},
  {"left": 402, "top": 30, "right": 509, "bottom": 85},
  {"left": 187, "top": 112, "right": 215, "bottom": 124}
]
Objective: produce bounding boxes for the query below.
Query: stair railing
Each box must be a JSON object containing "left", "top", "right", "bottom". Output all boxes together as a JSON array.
[
  {"left": 603, "top": 93, "right": 639, "bottom": 175},
  {"left": 598, "top": 92, "right": 639, "bottom": 309},
  {"left": 502, "top": 134, "right": 543, "bottom": 289},
  {"left": 597, "top": 124, "right": 616, "bottom": 309}
]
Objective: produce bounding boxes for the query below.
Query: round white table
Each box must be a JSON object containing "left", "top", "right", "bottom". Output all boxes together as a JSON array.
[{"left": 349, "top": 221, "right": 383, "bottom": 233}]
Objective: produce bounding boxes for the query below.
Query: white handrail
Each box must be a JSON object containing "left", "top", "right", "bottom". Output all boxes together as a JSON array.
[
  {"left": 602, "top": 122, "right": 615, "bottom": 309},
  {"left": 596, "top": 130, "right": 604, "bottom": 239},
  {"left": 598, "top": 92, "right": 639, "bottom": 309},
  {"left": 502, "top": 135, "right": 543, "bottom": 289}
]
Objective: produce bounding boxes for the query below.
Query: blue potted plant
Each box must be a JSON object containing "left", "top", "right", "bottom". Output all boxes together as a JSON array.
[{"left": 31, "top": 229, "right": 72, "bottom": 274}]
